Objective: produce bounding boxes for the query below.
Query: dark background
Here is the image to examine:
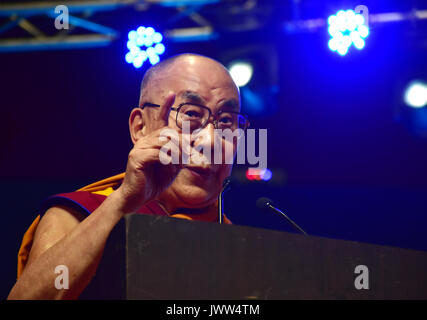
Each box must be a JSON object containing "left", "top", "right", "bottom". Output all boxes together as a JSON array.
[{"left": 1, "top": 0, "right": 426, "bottom": 299}]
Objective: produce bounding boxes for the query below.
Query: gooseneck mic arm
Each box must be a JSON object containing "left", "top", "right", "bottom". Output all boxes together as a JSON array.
[
  {"left": 218, "top": 178, "right": 232, "bottom": 224},
  {"left": 256, "top": 197, "right": 308, "bottom": 235}
]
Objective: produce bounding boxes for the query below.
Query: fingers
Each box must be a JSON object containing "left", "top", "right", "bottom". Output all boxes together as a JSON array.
[
  {"left": 154, "top": 92, "right": 175, "bottom": 130},
  {"left": 133, "top": 129, "right": 191, "bottom": 166}
]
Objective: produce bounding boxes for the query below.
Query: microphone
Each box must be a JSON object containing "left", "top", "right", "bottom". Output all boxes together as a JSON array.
[
  {"left": 221, "top": 177, "right": 232, "bottom": 193},
  {"left": 256, "top": 197, "right": 308, "bottom": 235},
  {"left": 218, "top": 177, "right": 232, "bottom": 224}
]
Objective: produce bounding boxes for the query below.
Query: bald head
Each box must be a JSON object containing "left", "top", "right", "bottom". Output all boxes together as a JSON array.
[{"left": 138, "top": 53, "right": 239, "bottom": 107}]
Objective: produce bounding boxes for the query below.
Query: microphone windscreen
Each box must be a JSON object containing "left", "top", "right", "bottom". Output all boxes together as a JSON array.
[
  {"left": 223, "top": 177, "right": 231, "bottom": 187},
  {"left": 256, "top": 197, "right": 273, "bottom": 209},
  {"left": 221, "top": 177, "right": 232, "bottom": 193}
]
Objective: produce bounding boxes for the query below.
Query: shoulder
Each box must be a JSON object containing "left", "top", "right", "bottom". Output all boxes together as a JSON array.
[
  {"left": 17, "top": 177, "right": 122, "bottom": 277},
  {"left": 39, "top": 205, "right": 86, "bottom": 233},
  {"left": 27, "top": 189, "right": 110, "bottom": 266},
  {"left": 39, "top": 191, "right": 109, "bottom": 218},
  {"left": 26, "top": 205, "right": 85, "bottom": 267}
]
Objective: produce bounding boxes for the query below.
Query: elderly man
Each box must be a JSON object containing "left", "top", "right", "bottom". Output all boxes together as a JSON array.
[{"left": 8, "top": 53, "right": 248, "bottom": 299}]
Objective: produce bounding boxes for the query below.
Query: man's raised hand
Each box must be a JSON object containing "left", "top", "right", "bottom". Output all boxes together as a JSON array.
[{"left": 117, "top": 92, "right": 186, "bottom": 214}]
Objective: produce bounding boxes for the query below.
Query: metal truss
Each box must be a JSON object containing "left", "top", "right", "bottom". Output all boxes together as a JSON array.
[
  {"left": 0, "top": 1, "right": 139, "bottom": 52},
  {"left": 283, "top": 9, "right": 427, "bottom": 34},
  {"left": 0, "top": 0, "right": 224, "bottom": 52},
  {"left": 1, "top": 0, "right": 426, "bottom": 52}
]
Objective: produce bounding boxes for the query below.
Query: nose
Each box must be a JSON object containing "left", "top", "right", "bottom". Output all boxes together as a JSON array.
[
  {"left": 191, "top": 122, "right": 215, "bottom": 150},
  {"left": 204, "top": 113, "right": 218, "bottom": 130},
  {"left": 191, "top": 122, "right": 221, "bottom": 166}
]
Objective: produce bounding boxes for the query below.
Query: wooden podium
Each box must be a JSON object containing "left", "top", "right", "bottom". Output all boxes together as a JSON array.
[{"left": 79, "top": 214, "right": 427, "bottom": 299}]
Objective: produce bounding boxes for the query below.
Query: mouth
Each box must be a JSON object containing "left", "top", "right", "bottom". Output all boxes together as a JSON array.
[{"left": 185, "top": 166, "right": 213, "bottom": 177}]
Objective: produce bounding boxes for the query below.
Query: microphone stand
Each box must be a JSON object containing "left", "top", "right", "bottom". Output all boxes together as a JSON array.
[
  {"left": 267, "top": 203, "right": 308, "bottom": 236},
  {"left": 218, "top": 178, "right": 231, "bottom": 224}
]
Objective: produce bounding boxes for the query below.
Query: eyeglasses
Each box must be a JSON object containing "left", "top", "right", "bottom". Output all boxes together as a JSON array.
[{"left": 141, "top": 102, "right": 249, "bottom": 131}]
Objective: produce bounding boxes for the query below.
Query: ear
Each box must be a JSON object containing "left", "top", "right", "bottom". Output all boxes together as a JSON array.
[{"left": 129, "top": 108, "right": 145, "bottom": 145}]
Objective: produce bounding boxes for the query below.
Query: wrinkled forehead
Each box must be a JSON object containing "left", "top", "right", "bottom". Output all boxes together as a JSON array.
[{"left": 152, "top": 57, "right": 240, "bottom": 110}]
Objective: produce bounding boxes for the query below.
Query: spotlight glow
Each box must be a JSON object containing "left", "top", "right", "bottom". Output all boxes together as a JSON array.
[
  {"left": 404, "top": 81, "right": 427, "bottom": 108},
  {"left": 229, "top": 61, "right": 253, "bottom": 87},
  {"left": 327, "top": 9, "right": 369, "bottom": 56},
  {"left": 152, "top": 32, "right": 163, "bottom": 43},
  {"left": 125, "top": 26, "right": 165, "bottom": 68},
  {"left": 154, "top": 43, "right": 165, "bottom": 55},
  {"left": 246, "top": 168, "right": 272, "bottom": 181}
]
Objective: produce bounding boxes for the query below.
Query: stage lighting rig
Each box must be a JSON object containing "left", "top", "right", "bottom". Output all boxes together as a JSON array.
[
  {"left": 125, "top": 26, "right": 165, "bottom": 69},
  {"left": 327, "top": 9, "right": 369, "bottom": 56}
]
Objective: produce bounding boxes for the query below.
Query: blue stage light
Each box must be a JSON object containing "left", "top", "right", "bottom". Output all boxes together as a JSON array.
[
  {"left": 358, "top": 25, "right": 369, "bottom": 38},
  {"left": 140, "top": 51, "right": 148, "bottom": 61},
  {"left": 127, "top": 40, "right": 136, "bottom": 50},
  {"left": 337, "top": 45, "right": 349, "bottom": 56},
  {"left": 145, "top": 27, "right": 155, "bottom": 36},
  {"left": 404, "top": 81, "right": 427, "bottom": 108},
  {"left": 144, "top": 37, "right": 154, "bottom": 47},
  {"left": 146, "top": 47, "right": 156, "bottom": 58},
  {"left": 128, "top": 30, "right": 137, "bottom": 41},
  {"left": 327, "top": 9, "right": 369, "bottom": 56},
  {"left": 125, "top": 52, "right": 133, "bottom": 64},
  {"left": 149, "top": 55, "right": 160, "bottom": 65},
  {"left": 137, "top": 26, "right": 145, "bottom": 35},
  {"left": 228, "top": 61, "right": 253, "bottom": 87},
  {"left": 154, "top": 43, "right": 165, "bottom": 55},
  {"left": 133, "top": 55, "right": 143, "bottom": 69},
  {"left": 125, "top": 26, "right": 165, "bottom": 68},
  {"left": 262, "top": 169, "right": 272, "bottom": 181},
  {"left": 153, "top": 32, "right": 163, "bottom": 44}
]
